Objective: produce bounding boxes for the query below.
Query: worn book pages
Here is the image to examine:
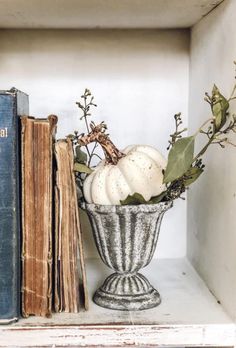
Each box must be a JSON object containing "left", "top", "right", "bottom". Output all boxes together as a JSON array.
[
  {"left": 21, "top": 115, "right": 57, "bottom": 318},
  {"left": 54, "top": 139, "right": 88, "bottom": 313}
]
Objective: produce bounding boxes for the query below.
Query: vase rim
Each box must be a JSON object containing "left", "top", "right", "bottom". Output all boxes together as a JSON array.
[{"left": 80, "top": 200, "right": 173, "bottom": 213}]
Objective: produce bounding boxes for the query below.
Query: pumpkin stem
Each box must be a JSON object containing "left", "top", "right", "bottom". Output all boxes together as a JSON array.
[{"left": 79, "top": 122, "right": 126, "bottom": 165}]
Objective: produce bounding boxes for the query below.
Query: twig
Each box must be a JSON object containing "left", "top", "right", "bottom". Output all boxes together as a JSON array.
[
  {"left": 193, "top": 117, "right": 215, "bottom": 137},
  {"left": 75, "top": 89, "right": 99, "bottom": 164},
  {"left": 167, "top": 113, "right": 187, "bottom": 150}
]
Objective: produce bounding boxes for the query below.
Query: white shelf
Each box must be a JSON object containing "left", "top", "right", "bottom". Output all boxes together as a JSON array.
[
  {"left": 1, "top": 258, "right": 235, "bottom": 347},
  {"left": 1, "top": 0, "right": 236, "bottom": 346},
  {"left": 0, "top": 0, "right": 223, "bottom": 29},
  {"left": 13, "top": 258, "right": 232, "bottom": 326}
]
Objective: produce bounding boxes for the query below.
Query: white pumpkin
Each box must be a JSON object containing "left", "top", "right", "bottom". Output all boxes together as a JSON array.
[{"left": 83, "top": 145, "right": 167, "bottom": 205}]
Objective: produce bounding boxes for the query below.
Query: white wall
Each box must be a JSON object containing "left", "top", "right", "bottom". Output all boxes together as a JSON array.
[
  {"left": 188, "top": 0, "right": 236, "bottom": 320},
  {"left": 0, "top": 29, "right": 189, "bottom": 259}
]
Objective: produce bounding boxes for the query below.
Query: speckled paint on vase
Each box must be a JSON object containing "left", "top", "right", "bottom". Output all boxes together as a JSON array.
[{"left": 82, "top": 201, "right": 173, "bottom": 311}]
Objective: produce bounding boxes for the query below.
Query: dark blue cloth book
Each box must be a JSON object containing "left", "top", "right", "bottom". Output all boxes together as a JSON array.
[{"left": 0, "top": 88, "right": 29, "bottom": 323}]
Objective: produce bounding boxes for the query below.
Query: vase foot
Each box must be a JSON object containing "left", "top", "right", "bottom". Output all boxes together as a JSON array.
[{"left": 93, "top": 272, "right": 161, "bottom": 311}]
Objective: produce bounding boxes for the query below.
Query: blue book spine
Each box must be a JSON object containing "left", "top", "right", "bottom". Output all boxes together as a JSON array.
[{"left": 0, "top": 88, "right": 29, "bottom": 323}]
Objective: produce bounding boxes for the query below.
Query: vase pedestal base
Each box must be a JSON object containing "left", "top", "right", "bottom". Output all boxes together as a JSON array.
[{"left": 93, "top": 272, "right": 161, "bottom": 311}]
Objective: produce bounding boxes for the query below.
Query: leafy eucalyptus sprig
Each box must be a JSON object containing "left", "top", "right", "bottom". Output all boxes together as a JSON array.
[
  {"left": 160, "top": 82, "right": 236, "bottom": 202},
  {"left": 120, "top": 77, "right": 236, "bottom": 205},
  {"left": 71, "top": 70, "right": 236, "bottom": 205}
]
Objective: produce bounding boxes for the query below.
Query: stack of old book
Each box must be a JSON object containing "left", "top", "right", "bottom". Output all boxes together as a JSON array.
[{"left": 0, "top": 89, "right": 88, "bottom": 323}]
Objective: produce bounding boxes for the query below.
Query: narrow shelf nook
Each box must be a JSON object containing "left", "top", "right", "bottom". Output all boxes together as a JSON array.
[{"left": 0, "top": 0, "right": 236, "bottom": 347}]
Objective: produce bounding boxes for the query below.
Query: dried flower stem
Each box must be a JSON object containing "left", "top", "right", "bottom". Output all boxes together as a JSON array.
[
  {"left": 167, "top": 113, "right": 187, "bottom": 150},
  {"left": 75, "top": 89, "right": 100, "bottom": 164},
  {"left": 193, "top": 117, "right": 215, "bottom": 137}
]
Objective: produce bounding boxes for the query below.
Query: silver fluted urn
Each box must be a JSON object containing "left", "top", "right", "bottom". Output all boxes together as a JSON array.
[{"left": 82, "top": 201, "right": 172, "bottom": 311}]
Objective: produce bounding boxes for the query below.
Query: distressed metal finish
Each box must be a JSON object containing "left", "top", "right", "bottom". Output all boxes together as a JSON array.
[{"left": 82, "top": 201, "right": 172, "bottom": 311}]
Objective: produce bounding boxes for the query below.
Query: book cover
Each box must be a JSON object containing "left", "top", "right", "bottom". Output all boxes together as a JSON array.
[
  {"left": 54, "top": 139, "right": 88, "bottom": 312},
  {"left": 21, "top": 115, "right": 57, "bottom": 318},
  {"left": 0, "top": 88, "right": 29, "bottom": 324}
]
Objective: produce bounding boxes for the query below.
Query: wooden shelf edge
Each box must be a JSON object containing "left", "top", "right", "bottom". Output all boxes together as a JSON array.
[
  {"left": 1, "top": 323, "right": 236, "bottom": 347},
  {"left": 0, "top": 0, "right": 223, "bottom": 29}
]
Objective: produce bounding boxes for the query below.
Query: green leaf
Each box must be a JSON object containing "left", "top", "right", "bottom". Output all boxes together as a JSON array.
[
  {"left": 183, "top": 167, "right": 203, "bottom": 187},
  {"left": 75, "top": 146, "right": 87, "bottom": 164},
  {"left": 164, "top": 136, "right": 195, "bottom": 184},
  {"left": 120, "top": 191, "right": 168, "bottom": 205},
  {"left": 120, "top": 193, "right": 147, "bottom": 205},
  {"left": 67, "top": 134, "right": 74, "bottom": 139},
  {"left": 148, "top": 191, "right": 167, "bottom": 204},
  {"left": 74, "top": 162, "right": 93, "bottom": 174},
  {"left": 212, "top": 85, "right": 229, "bottom": 131}
]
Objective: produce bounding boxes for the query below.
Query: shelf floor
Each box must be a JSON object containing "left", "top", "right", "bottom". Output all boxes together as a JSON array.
[{"left": 13, "top": 257, "right": 232, "bottom": 326}]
